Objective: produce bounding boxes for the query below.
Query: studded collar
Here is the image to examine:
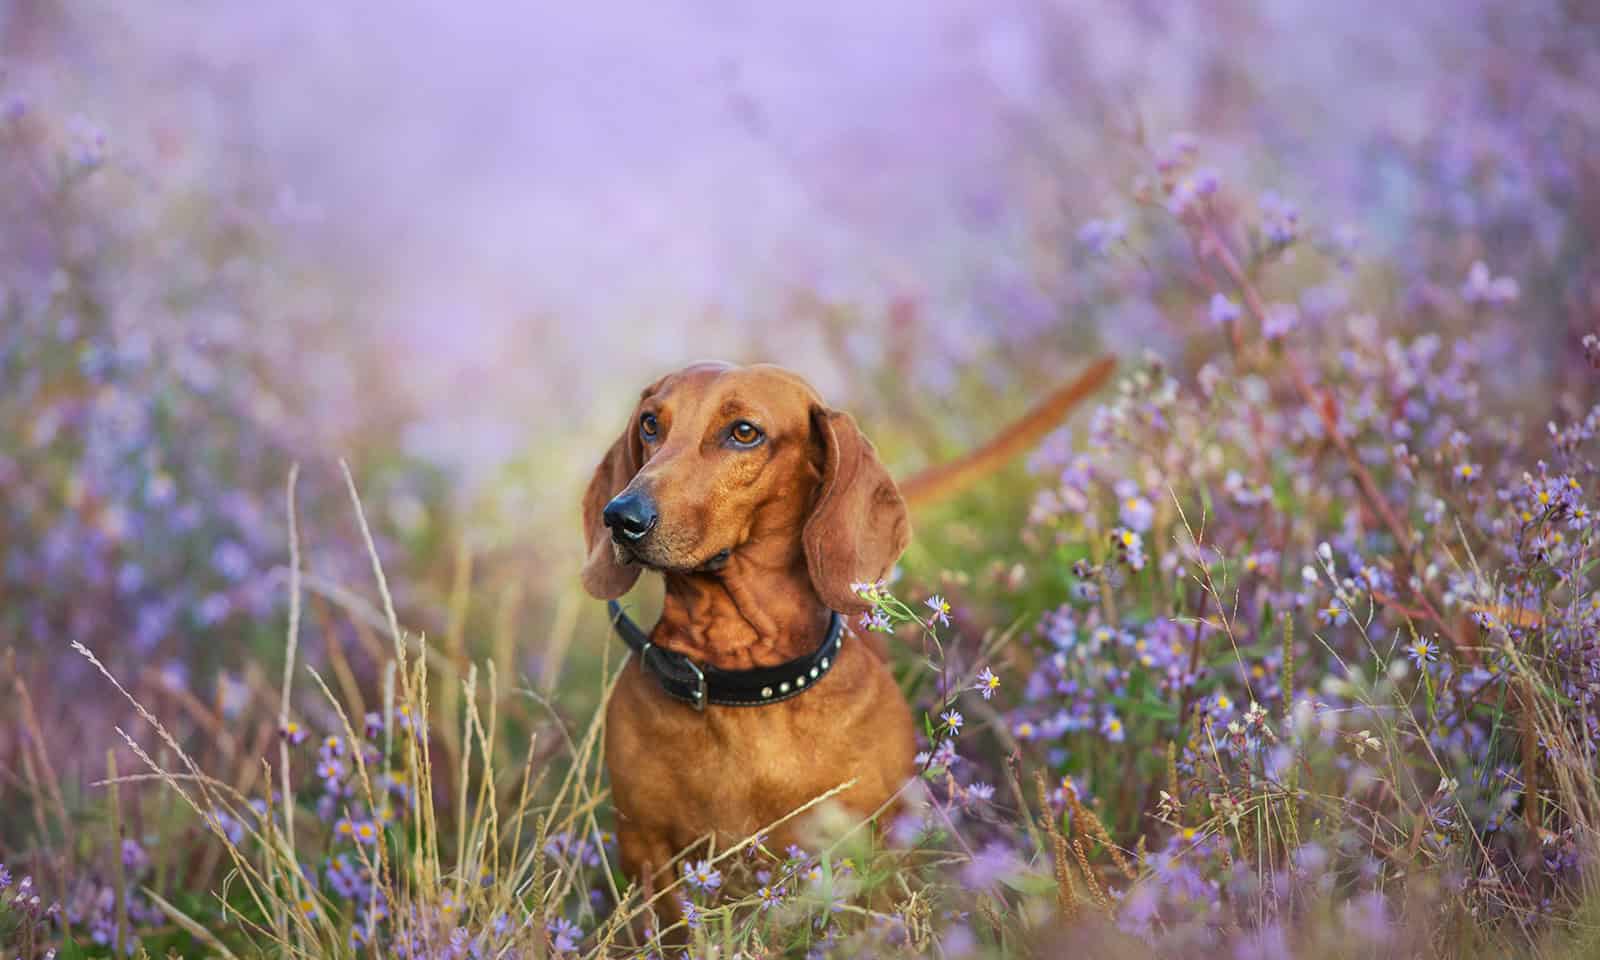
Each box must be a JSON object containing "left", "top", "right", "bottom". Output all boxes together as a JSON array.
[{"left": 606, "top": 600, "right": 845, "bottom": 710}]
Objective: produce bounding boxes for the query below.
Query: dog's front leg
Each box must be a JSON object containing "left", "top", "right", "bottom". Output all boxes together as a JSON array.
[{"left": 617, "top": 824, "right": 686, "bottom": 948}]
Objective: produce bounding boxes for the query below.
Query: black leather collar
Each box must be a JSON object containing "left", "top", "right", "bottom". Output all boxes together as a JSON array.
[{"left": 606, "top": 600, "right": 844, "bottom": 710}]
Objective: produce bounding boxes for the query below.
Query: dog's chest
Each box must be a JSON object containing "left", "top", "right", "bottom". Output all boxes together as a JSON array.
[{"left": 604, "top": 641, "right": 905, "bottom": 845}]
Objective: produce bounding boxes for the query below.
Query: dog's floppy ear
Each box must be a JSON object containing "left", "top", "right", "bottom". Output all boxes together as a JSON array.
[
  {"left": 580, "top": 404, "right": 649, "bottom": 599},
  {"left": 803, "top": 407, "right": 911, "bottom": 617}
]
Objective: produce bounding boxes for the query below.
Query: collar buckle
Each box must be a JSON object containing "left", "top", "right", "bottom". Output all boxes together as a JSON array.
[
  {"left": 684, "top": 657, "right": 708, "bottom": 712},
  {"left": 639, "top": 639, "right": 707, "bottom": 711}
]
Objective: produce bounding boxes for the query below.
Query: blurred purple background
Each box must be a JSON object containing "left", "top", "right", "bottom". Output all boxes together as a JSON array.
[
  {"left": 2, "top": 0, "right": 1597, "bottom": 772},
  {"left": 15, "top": 2, "right": 1594, "bottom": 478}
]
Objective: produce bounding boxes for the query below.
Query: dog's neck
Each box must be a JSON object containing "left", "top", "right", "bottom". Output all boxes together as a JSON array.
[{"left": 652, "top": 543, "right": 832, "bottom": 671}]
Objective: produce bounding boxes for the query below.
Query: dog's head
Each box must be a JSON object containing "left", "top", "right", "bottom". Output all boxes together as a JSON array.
[{"left": 580, "top": 363, "right": 909, "bottom": 616}]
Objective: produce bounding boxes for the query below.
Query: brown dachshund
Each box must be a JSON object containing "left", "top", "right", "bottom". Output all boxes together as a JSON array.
[{"left": 580, "top": 359, "right": 1114, "bottom": 909}]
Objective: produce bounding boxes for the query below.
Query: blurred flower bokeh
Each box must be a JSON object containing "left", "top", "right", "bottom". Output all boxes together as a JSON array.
[{"left": 2, "top": 2, "right": 1599, "bottom": 957}]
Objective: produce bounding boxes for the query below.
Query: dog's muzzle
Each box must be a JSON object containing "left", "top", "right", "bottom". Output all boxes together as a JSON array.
[{"left": 603, "top": 490, "right": 657, "bottom": 543}]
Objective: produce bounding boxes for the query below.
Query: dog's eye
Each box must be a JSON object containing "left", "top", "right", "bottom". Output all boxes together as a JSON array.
[
  {"left": 729, "top": 421, "right": 763, "bottom": 447},
  {"left": 639, "top": 412, "right": 660, "bottom": 441}
]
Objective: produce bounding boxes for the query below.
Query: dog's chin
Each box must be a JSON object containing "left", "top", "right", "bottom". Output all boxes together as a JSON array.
[{"left": 614, "top": 542, "right": 732, "bottom": 575}]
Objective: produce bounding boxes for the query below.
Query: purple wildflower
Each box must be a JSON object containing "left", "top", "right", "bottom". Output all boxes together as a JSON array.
[
  {"left": 973, "top": 667, "right": 1000, "bottom": 700},
  {"left": 682, "top": 858, "right": 722, "bottom": 893},
  {"left": 1461, "top": 261, "right": 1519, "bottom": 305},
  {"left": 1078, "top": 218, "right": 1126, "bottom": 256},
  {"left": 547, "top": 917, "right": 582, "bottom": 954},
  {"left": 757, "top": 885, "right": 786, "bottom": 910},
  {"left": 1406, "top": 636, "right": 1439, "bottom": 670},
  {"left": 1208, "top": 292, "right": 1242, "bottom": 327},
  {"left": 961, "top": 843, "right": 1022, "bottom": 889},
  {"left": 1262, "top": 302, "right": 1300, "bottom": 340},
  {"left": 1100, "top": 711, "right": 1126, "bottom": 743}
]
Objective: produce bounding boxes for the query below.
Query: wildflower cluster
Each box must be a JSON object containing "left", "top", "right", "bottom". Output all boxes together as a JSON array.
[
  {"left": 0, "top": 62, "right": 442, "bottom": 781},
  {"left": 998, "top": 133, "right": 1600, "bottom": 948},
  {"left": 2, "top": 865, "right": 62, "bottom": 959}
]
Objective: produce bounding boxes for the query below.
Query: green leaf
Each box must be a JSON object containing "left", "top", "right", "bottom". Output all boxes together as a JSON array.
[
  {"left": 1122, "top": 697, "right": 1179, "bottom": 721},
  {"left": 1000, "top": 871, "right": 1061, "bottom": 896},
  {"left": 54, "top": 938, "right": 94, "bottom": 960}
]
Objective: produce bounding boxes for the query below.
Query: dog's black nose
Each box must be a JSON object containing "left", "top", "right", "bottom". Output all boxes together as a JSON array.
[{"left": 603, "top": 490, "right": 658, "bottom": 542}]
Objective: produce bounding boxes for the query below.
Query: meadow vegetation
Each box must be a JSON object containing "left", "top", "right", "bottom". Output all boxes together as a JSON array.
[{"left": 4, "top": 4, "right": 1600, "bottom": 958}]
